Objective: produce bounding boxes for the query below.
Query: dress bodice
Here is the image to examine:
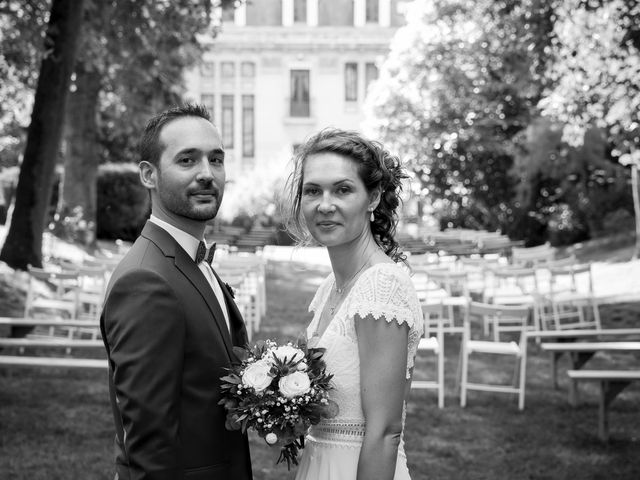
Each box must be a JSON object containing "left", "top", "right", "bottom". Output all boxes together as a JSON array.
[{"left": 306, "top": 262, "right": 424, "bottom": 442}]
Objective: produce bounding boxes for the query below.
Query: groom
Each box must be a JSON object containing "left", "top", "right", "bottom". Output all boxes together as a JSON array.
[{"left": 100, "top": 104, "right": 252, "bottom": 480}]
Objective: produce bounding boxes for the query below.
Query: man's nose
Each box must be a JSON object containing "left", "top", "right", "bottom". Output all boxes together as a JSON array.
[{"left": 195, "top": 157, "right": 214, "bottom": 181}]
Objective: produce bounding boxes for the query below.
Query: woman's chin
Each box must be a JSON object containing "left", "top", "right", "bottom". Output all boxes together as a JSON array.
[{"left": 314, "top": 238, "right": 345, "bottom": 249}]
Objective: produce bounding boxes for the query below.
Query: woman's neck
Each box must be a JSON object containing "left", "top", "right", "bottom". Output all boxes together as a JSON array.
[{"left": 327, "top": 235, "right": 380, "bottom": 286}]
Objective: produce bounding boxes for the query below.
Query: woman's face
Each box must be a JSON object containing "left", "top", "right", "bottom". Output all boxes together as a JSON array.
[{"left": 300, "top": 152, "right": 377, "bottom": 248}]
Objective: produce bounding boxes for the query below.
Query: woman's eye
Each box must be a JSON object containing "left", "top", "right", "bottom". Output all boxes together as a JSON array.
[
  {"left": 337, "top": 186, "right": 352, "bottom": 194},
  {"left": 303, "top": 187, "right": 319, "bottom": 196}
]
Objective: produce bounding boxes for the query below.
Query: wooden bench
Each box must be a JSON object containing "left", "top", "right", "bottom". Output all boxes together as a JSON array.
[
  {"left": 540, "top": 341, "right": 640, "bottom": 404},
  {"left": 528, "top": 328, "right": 640, "bottom": 341},
  {"left": 0, "top": 355, "right": 107, "bottom": 369},
  {"left": 0, "top": 317, "right": 106, "bottom": 371},
  {"left": 0, "top": 338, "right": 104, "bottom": 348},
  {"left": 566, "top": 370, "right": 640, "bottom": 441},
  {"left": 527, "top": 329, "right": 640, "bottom": 386},
  {"left": 0, "top": 317, "right": 100, "bottom": 328}
]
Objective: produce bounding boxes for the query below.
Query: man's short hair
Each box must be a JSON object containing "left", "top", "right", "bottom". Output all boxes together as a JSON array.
[{"left": 139, "top": 103, "right": 212, "bottom": 167}]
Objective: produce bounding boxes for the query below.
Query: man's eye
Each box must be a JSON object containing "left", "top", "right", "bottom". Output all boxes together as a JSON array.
[
  {"left": 209, "top": 155, "right": 224, "bottom": 164},
  {"left": 178, "top": 156, "right": 193, "bottom": 164}
]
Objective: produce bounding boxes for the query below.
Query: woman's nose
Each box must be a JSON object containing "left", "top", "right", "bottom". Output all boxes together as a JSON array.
[{"left": 317, "top": 193, "right": 335, "bottom": 213}]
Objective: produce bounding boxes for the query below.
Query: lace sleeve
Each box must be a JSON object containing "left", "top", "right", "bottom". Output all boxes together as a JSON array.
[
  {"left": 345, "top": 264, "right": 424, "bottom": 379},
  {"left": 345, "top": 264, "right": 418, "bottom": 329}
]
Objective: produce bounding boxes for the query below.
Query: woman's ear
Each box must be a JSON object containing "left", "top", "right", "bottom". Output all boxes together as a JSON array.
[
  {"left": 139, "top": 161, "right": 157, "bottom": 189},
  {"left": 368, "top": 188, "right": 382, "bottom": 212}
]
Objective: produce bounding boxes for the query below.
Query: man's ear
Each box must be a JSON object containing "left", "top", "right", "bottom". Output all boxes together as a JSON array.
[
  {"left": 139, "top": 161, "right": 157, "bottom": 189},
  {"left": 368, "top": 188, "right": 382, "bottom": 212}
]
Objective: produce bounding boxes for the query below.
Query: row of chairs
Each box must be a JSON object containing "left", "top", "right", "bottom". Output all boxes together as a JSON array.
[
  {"left": 411, "top": 253, "right": 601, "bottom": 334},
  {"left": 409, "top": 245, "right": 604, "bottom": 410},
  {"left": 422, "top": 229, "right": 524, "bottom": 256},
  {"left": 23, "top": 263, "right": 111, "bottom": 339},
  {"left": 413, "top": 300, "right": 529, "bottom": 410},
  {"left": 25, "top": 250, "right": 267, "bottom": 341}
]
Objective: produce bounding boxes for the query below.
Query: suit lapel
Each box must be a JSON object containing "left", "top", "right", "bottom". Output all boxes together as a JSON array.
[
  {"left": 141, "top": 221, "right": 236, "bottom": 361},
  {"left": 211, "top": 269, "right": 249, "bottom": 348},
  {"left": 175, "top": 250, "right": 236, "bottom": 359}
]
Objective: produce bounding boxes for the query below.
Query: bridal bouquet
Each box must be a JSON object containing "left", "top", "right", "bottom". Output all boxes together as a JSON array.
[{"left": 219, "top": 337, "right": 338, "bottom": 468}]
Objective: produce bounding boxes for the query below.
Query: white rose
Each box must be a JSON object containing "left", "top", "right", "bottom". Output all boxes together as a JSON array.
[
  {"left": 242, "top": 360, "right": 274, "bottom": 393},
  {"left": 296, "top": 362, "right": 308, "bottom": 371},
  {"left": 278, "top": 371, "right": 311, "bottom": 398},
  {"left": 270, "top": 345, "right": 305, "bottom": 364},
  {"left": 265, "top": 432, "right": 278, "bottom": 445}
]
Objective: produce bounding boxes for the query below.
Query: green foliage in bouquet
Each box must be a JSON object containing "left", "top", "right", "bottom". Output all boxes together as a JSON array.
[{"left": 219, "top": 337, "right": 338, "bottom": 469}]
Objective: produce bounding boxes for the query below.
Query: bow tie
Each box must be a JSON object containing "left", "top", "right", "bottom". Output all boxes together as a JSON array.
[{"left": 196, "top": 241, "right": 216, "bottom": 265}]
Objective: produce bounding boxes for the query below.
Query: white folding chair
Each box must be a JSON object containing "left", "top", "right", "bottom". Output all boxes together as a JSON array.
[
  {"left": 456, "top": 256, "right": 497, "bottom": 297},
  {"left": 483, "top": 266, "right": 540, "bottom": 335},
  {"left": 24, "top": 266, "right": 79, "bottom": 320},
  {"left": 511, "top": 243, "right": 556, "bottom": 268},
  {"left": 412, "top": 302, "right": 446, "bottom": 408},
  {"left": 219, "top": 271, "right": 254, "bottom": 341},
  {"left": 538, "top": 263, "right": 601, "bottom": 331},
  {"left": 216, "top": 253, "right": 267, "bottom": 332},
  {"left": 426, "top": 269, "right": 470, "bottom": 334},
  {"left": 24, "top": 266, "right": 80, "bottom": 338},
  {"left": 459, "top": 302, "right": 530, "bottom": 410},
  {"left": 67, "top": 263, "right": 107, "bottom": 339}
]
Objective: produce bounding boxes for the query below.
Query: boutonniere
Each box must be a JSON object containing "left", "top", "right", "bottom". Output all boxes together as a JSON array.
[{"left": 224, "top": 282, "right": 236, "bottom": 299}]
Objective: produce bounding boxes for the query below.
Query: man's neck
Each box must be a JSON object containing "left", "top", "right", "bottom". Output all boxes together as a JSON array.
[{"left": 150, "top": 209, "right": 206, "bottom": 239}]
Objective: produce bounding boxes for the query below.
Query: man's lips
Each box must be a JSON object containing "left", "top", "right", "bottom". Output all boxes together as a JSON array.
[{"left": 191, "top": 190, "right": 218, "bottom": 197}]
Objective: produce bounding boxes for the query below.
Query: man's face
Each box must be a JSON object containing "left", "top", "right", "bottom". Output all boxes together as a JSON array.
[{"left": 151, "top": 116, "right": 225, "bottom": 224}]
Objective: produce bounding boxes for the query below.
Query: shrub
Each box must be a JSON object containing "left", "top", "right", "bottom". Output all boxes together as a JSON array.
[
  {"left": 546, "top": 203, "right": 589, "bottom": 246},
  {"left": 601, "top": 208, "right": 635, "bottom": 236},
  {"left": 97, "top": 163, "right": 149, "bottom": 241},
  {"left": 505, "top": 208, "right": 548, "bottom": 247},
  {"left": 229, "top": 211, "right": 254, "bottom": 232}
]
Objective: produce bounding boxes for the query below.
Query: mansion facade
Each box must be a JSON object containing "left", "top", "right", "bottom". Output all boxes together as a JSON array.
[{"left": 184, "top": 0, "right": 409, "bottom": 180}]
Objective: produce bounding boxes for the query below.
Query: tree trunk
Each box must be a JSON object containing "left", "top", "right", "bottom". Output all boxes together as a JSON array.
[
  {"left": 60, "top": 64, "right": 101, "bottom": 248},
  {"left": 0, "top": 0, "right": 85, "bottom": 271},
  {"left": 632, "top": 164, "right": 640, "bottom": 259}
]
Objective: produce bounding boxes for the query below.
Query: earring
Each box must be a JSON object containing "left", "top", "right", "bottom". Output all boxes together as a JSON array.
[{"left": 370, "top": 210, "right": 375, "bottom": 222}]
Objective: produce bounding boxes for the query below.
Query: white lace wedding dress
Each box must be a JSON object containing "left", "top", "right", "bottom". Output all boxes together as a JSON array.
[{"left": 295, "top": 263, "right": 424, "bottom": 480}]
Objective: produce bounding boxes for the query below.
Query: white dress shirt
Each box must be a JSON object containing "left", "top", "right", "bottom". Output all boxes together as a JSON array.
[{"left": 149, "top": 215, "right": 230, "bottom": 332}]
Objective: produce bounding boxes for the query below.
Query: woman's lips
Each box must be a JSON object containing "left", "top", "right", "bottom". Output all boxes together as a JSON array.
[{"left": 316, "top": 221, "right": 339, "bottom": 229}]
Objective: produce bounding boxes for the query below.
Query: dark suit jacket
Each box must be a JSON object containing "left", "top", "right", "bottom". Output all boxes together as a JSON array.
[{"left": 100, "top": 221, "right": 252, "bottom": 480}]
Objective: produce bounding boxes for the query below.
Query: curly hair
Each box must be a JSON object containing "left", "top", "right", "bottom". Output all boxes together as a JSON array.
[{"left": 284, "top": 128, "right": 409, "bottom": 263}]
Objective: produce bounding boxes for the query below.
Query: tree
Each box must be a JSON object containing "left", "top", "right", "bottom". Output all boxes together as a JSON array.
[
  {"left": 0, "top": 0, "right": 85, "bottom": 270},
  {"left": 538, "top": 0, "right": 640, "bottom": 255},
  {"left": 364, "top": 0, "right": 555, "bottom": 234},
  {"left": 0, "top": 0, "right": 240, "bottom": 264},
  {"left": 511, "top": 118, "right": 633, "bottom": 246},
  {"left": 0, "top": 0, "right": 49, "bottom": 170},
  {"left": 59, "top": 0, "right": 217, "bottom": 247}
]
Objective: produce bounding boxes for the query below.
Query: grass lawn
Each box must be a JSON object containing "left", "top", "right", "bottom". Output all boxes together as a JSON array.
[{"left": 1, "top": 257, "right": 639, "bottom": 479}]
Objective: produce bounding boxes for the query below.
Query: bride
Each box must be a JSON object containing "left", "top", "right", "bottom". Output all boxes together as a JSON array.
[{"left": 284, "top": 128, "right": 423, "bottom": 480}]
